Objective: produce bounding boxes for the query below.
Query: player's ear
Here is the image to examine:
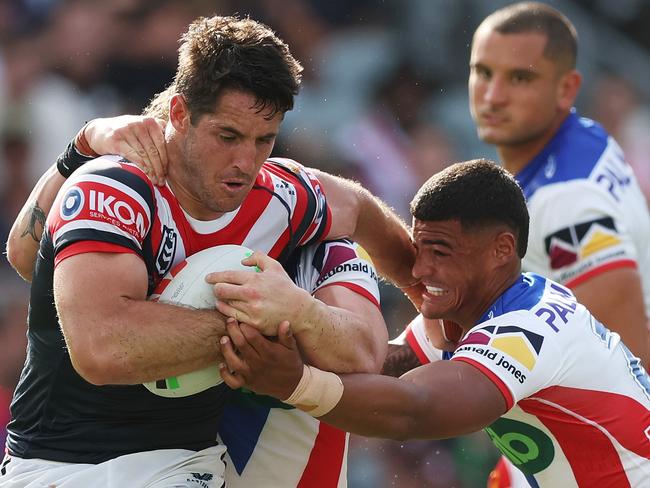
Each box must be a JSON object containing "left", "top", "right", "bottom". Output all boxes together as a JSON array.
[
  {"left": 169, "top": 94, "right": 191, "bottom": 132},
  {"left": 493, "top": 230, "right": 516, "bottom": 264},
  {"left": 557, "top": 69, "right": 581, "bottom": 112}
]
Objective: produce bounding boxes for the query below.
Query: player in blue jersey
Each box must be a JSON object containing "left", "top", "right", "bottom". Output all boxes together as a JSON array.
[
  {"left": 218, "top": 160, "right": 650, "bottom": 488},
  {"left": 468, "top": 1, "right": 650, "bottom": 367}
]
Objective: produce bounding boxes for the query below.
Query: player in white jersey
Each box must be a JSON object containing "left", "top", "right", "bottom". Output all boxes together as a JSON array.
[
  {"left": 218, "top": 239, "right": 381, "bottom": 487},
  {"left": 467, "top": 2, "right": 650, "bottom": 367},
  {"left": 217, "top": 161, "right": 650, "bottom": 488},
  {"left": 466, "top": 4, "right": 650, "bottom": 485}
]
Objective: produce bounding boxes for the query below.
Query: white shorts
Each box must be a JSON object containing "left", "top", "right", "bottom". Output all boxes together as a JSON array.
[{"left": 0, "top": 445, "right": 226, "bottom": 488}]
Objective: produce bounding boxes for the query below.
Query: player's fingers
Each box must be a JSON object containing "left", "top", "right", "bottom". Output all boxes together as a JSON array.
[
  {"left": 206, "top": 270, "right": 251, "bottom": 287},
  {"left": 135, "top": 120, "right": 166, "bottom": 186},
  {"left": 211, "top": 282, "right": 254, "bottom": 305},
  {"left": 240, "top": 251, "right": 280, "bottom": 272},
  {"left": 118, "top": 130, "right": 156, "bottom": 179},
  {"left": 277, "top": 321, "right": 298, "bottom": 350},
  {"left": 215, "top": 300, "right": 252, "bottom": 325},
  {"left": 226, "top": 318, "right": 261, "bottom": 358},
  {"left": 239, "top": 323, "right": 274, "bottom": 350},
  {"left": 219, "top": 362, "right": 244, "bottom": 389}
]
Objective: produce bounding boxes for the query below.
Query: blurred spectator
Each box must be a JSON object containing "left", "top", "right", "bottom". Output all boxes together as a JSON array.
[
  {"left": 587, "top": 73, "right": 650, "bottom": 202},
  {"left": 0, "top": 296, "right": 28, "bottom": 449}
]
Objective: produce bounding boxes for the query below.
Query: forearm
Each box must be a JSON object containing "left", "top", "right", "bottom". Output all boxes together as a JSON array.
[
  {"left": 6, "top": 164, "right": 65, "bottom": 281},
  {"left": 318, "top": 372, "right": 433, "bottom": 440},
  {"left": 60, "top": 295, "right": 228, "bottom": 385},
  {"left": 352, "top": 189, "right": 417, "bottom": 291},
  {"left": 294, "top": 298, "right": 387, "bottom": 373},
  {"left": 382, "top": 343, "right": 422, "bottom": 377}
]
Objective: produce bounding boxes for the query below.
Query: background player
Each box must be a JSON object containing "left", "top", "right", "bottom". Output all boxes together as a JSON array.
[
  {"left": 468, "top": 1, "right": 650, "bottom": 364},
  {"left": 219, "top": 160, "right": 650, "bottom": 488}
]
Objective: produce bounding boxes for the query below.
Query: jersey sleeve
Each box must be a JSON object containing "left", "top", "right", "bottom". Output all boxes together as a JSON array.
[
  {"left": 46, "top": 158, "right": 155, "bottom": 266},
  {"left": 402, "top": 314, "right": 445, "bottom": 364},
  {"left": 451, "top": 311, "right": 562, "bottom": 411},
  {"left": 266, "top": 158, "right": 331, "bottom": 247},
  {"left": 292, "top": 239, "right": 380, "bottom": 307},
  {"left": 525, "top": 179, "right": 638, "bottom": 287}
]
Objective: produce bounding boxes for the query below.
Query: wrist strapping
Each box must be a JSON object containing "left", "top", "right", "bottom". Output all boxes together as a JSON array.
[
  {"left": 283, "top": 364, "right": 344, "bottom": 417},
  {"left": 56, "top": 123, "right": 99, "bottom": 178}
]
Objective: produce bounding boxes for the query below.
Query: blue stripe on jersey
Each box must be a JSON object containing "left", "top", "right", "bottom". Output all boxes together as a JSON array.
[
  {"left": 516, "top": 111, "right": 609, "bottom": 200},
  {"left": 526, "top": 473, "right": 541, "bottom": 488},
  {"left": 219, "top": 396, "right": 272, "bottom": 474},
  {"left": 477, "top": 273, "right": 547, "bottom": 323}
]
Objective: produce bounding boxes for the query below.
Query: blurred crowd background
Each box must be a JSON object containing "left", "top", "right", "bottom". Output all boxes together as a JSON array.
[{"left": 1, "top": 0, "right": 650, "bottom": 486}]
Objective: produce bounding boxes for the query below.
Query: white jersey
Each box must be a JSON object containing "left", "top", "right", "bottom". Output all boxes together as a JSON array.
[
  {"left": 518, "top": 111, "right": 650, "bottom": 314},
  {"left": 405, "top": 273, "right": 650, "bottom": 487},
  {"left": 218, "top": 239, "right": 380, "bottom": 488}
]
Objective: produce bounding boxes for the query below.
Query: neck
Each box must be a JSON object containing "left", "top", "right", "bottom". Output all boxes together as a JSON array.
[
  {"left": 458, "top": 267, "right": 521, "bottom": 333},
  {"left": 498, "top": 112, "right": 570, "bottom": 175}
]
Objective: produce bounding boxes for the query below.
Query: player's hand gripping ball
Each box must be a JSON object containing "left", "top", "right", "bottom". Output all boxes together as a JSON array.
[{"left": 143, "top": 245, "right": 257, "bottom": 398}]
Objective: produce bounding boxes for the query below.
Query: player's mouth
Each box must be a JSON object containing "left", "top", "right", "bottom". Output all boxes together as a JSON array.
[
  {"left": 425, "top": 285, "right": 447, "bottom": 296},
  {"left": 222, "top": 179, "right": 249, "bottom": 192},
  {"left": 479, "top": 111, "right": 507, "bottom": 126}
]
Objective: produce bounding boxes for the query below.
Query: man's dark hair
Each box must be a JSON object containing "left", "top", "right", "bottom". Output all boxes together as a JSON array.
[
  {"left": 477, "top": 1, "right": 577, "bottom": 71},
  {"left": 410, "top": 159, "right": 529, "bottom": 258},
  {"left": 145, "top": 15, "right": 302, "bottom": 124}
]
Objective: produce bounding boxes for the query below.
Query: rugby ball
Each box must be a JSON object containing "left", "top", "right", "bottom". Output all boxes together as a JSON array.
[{"left": 143, "top": 244, "right": 257, "bottom": 398}]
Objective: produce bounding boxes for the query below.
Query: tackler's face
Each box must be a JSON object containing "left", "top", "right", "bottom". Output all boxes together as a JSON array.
[
  {"left": 411, "top": 219, "right": 496, "bottom": 327},
  {"left": 170, "top": 89, "right": 282, "bottom": 220}
]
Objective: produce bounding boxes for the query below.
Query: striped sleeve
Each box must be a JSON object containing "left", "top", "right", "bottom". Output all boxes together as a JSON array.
[
  {"left": 47, "top": 159, "right": 155, "bottom": 266},
  {"left": 266, "top": 158, "right": 331, "bottom": 247}
]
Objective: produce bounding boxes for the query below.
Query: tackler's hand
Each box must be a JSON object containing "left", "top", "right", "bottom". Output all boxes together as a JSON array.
[
  {"left": 84, "top": 115, "right": 168, "bottom": 186},
  {"left": 219, "top": 319, "right": 304, "bottom": 400}
]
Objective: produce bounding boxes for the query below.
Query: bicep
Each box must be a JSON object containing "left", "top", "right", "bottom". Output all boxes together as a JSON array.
[
  {"left": 310, "top": 169, "right": 362, "bottom": 239},
  {"left": 399, "top": 360, "right": 507, "bottom": 437},
  {"left": 54, "top": 251, "right": 148, "bottom": 353}
]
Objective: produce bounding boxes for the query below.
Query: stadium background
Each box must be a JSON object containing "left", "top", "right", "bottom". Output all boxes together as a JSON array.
[{"left": 0, "top": 0, "right": 649, "bottom": 486}]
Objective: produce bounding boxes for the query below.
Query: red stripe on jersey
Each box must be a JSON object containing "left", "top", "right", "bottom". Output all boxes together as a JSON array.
[
  {"left": 564, "top": 259, "right": 637, "bottom": 288},
  {"left": 521, "top": 386, "right": 650, "bottom": 460},
  {"left": 405, "top": 325, "right": 432, "bottom": 365},
  {"left": 297, "top": 422, "right": 346, "bottom": 488},
  {"left": 453, "top": 357, "right": 515, "bottom": 410},
  {"left": 487, "top": 457, "right": 512, "bottom": 488},
  {"left": 54, "top": 241, "right": 138, "bottom": 267},
  {"left": 317, "top": 282, "right": 380, "bottom": 309},
  {"left": 519, "top": 393, "right": 636, "bottom": 486}
]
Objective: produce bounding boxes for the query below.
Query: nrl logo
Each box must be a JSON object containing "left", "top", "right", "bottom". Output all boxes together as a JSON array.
[{"left": 156, "top": 225, "right": 178, "bottom": 275}]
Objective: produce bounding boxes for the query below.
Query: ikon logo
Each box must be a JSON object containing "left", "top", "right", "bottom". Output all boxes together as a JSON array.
[{"left": 89, "top": 190, "right": 147, "bottom": 238}]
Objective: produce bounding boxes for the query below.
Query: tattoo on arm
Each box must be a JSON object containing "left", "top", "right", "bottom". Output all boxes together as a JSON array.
[
  {"left": 381, "top": 343, "right": 422, "bottom": 377},
  {"left": 20, "top": 201, "right": 47, "bottom": 243}
]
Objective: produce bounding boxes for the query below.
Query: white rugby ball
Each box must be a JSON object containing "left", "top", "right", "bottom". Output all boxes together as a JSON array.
[{"left": 143, "top": 244, "right": 257, "bottom": 398}]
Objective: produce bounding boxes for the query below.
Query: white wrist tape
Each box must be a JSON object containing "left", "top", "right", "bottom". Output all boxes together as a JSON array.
[{"left": 283, "top": 364, "right": 344, "bottom": 417}]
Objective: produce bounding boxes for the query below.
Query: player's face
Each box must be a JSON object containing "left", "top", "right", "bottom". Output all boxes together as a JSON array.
[
  {"left": 469, "top": 29, "right": 569, "bottom": 148},
  {"left": 411, "top": 219, "right": 498, "bottom": 328},
  {"left": 171, "top": 89, "right": 282, "bottom": 219}
]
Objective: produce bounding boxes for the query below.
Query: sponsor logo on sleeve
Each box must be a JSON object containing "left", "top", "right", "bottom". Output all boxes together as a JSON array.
[
  {"left": 315, "top": 242, "right": 378, "bottom": 286},
  {"left": 156, "top": 225, "right": 178, "bottom": 275},
  {"left": 60, "top": 186, "right": 85, "bottom": 221},
  {"left": 543, "top": 217, "right": 623, "bottom": 270},
  {"left": 456, "top": 326, "right": 544, "bottom": 383}
]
